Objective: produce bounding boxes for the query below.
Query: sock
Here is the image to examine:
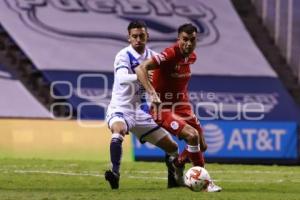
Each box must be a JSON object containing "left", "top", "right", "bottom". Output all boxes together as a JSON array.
[
  {"left": 172, "top": 148, "right": 188, "bottom": 168},
  {"left": 187, "top": 145, "right": 205, "bottom": 167},
  {"left": 110, "top": 133, "right": 124, "bottom": 175},
  {"left": 178, "top": 148, "right": 190, "bottom": 164}
]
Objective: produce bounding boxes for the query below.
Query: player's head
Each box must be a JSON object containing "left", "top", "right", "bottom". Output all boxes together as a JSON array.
[
  {"left": 177, "top": 23, "right": 198, "bottom": 56},
  {"left": 127, "top": 20, "right": 149, "bottom": 54}
]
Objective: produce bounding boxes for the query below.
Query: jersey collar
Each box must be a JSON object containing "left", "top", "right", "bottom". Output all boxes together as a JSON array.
[{"left": 128, "top": 45, "right": 148, "bottom": 60}]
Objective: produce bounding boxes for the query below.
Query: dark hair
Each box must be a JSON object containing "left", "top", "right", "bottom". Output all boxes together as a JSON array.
[
  {"left": 178, "top": 23, "right": 198, "bottom": 35},
  {"left": 127, "top": 20, "right": 147, "bottom": 33}
]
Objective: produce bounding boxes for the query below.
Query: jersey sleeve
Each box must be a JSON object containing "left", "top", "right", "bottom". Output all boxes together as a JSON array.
[
  {"left": 151, "top": 47, "right": 175, "bottom": 67},
  {"left": 115, "top": 68, "right": 137, "bottom": 84},
  {"left": 114, "top": 51, "right": 130, "bottom": 72}
]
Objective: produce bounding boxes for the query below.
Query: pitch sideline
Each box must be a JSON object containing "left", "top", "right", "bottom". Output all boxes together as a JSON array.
[{"left": 1, "top": 169, "right": 300, "bottom": 183}]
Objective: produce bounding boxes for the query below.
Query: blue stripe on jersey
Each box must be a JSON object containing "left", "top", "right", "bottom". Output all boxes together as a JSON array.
[
  {"left": 126, "top": 51, "right": 139, "bottom": 73},
  {"left": 115, "top": 66, "right": 130, "bottom": 72},
  {"left": 126, "top": 51, "right": 150, "bottom": 113},
  {"left": 139, "top": 126, "right": 160, "bottom": 144},
  {"left": 140, "top": 99, "right": 150, "bottom": 113}
]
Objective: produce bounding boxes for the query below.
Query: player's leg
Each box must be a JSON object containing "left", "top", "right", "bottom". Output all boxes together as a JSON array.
[
  {"left": 177, "top": 124, "right": 205, "bottom": 167},
  {"left": 105, "top": 113, "right": 129, "bottom": 189},
  {"left": 132, "top": 118, "right": 180, "bottom": 188},
  {"left": 154, "top": 134, "right": 178, "bottom": 157},
  {"left": 157, "top": 122, "right": 204, "bottom": 186},
  {"left": 156, "top": 110, "right": 204, "bottom": 167},
  {"left": 163, "top": 123, "right": 204, "bottom": 186},
  {"left": 164, "top": 153, "right": 179, "bottom": 188},
  {"left": 181, "top": 116, "right": 206, "bottom": 167},
  {"left": 188, "top": 116, "right": 207, "bottom": 152},
  {"left": 134, "top": 110, "right": 178, "bottom": 156},
  {"left": 189, "top": 118, "right": 222, "bottom": 192},
  {"left": 109, "top": 121, "right": 127, "bottom": 174},
  {"left": 152, "top": 110, "right": 200, "bottom": 185},
  {"left": 154, "top": 134, "right": 182, "bottom": 188}
]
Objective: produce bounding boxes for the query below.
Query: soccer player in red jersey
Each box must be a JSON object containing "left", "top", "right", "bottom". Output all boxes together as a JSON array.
[{"left": 136, "top": 23, "right": 222, "bottom": 192}]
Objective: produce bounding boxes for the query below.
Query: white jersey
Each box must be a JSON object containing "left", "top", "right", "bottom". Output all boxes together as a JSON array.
[
  {"left": 105, "top": 45, "right": 170, "bottom": 145},
  {"left": 108, "top": 45, "right": 156, "bottom": 112}
]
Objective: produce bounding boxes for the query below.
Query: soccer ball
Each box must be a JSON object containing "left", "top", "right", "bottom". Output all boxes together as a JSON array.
[{"left": 184, "top": 166, "right": 210, "bottom": 192}]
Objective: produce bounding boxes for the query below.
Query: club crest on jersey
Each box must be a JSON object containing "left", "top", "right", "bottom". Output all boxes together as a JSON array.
[
  {"left": 5, "top": 0, "right": 219, "bottom": 47},
  {"left": 170, "top": 121, "right": 179, "bottom": 130}
]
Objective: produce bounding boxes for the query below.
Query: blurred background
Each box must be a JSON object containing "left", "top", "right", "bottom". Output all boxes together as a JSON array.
[{"left": 0, "top": 0, "right": 299, "bottom": 164}]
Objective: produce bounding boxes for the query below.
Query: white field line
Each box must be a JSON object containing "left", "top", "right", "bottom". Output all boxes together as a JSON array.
[
  {"left": 2, "top": 169, "right": 300, "bottom": 175},
  {"left": 124, "top": 170, "right": 300, "bottom": 175},
  {"left": 1, "top": 169, "right": 300, "bottom": 183},
  {"left": 5, "top": 170, "right": 103, "bottom": 177}
]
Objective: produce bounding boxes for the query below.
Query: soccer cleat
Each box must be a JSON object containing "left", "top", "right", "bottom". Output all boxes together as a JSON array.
[
  {"left": 105, "top": 170, "right": 120, "bottom": 189},
  {"left": 165, "top": 154, "right": 179, "bottom": 188},
  {"left": 172, "top": 162, "right": 185, "bottom": 186},
  {"left": 206, "top": 181, "right": 222, "bottom": 192},
  {"left": 167, "top": 168, "right": 179, "bottom": 188}
]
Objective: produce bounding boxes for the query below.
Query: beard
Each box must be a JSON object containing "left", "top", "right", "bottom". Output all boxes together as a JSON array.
[{"left": 134, "top": 45, "right": 145, "bottom": 54}]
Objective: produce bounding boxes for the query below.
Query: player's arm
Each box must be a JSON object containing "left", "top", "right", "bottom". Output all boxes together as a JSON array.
[
  {"left": 116, "top": 68, "right": 137, "bottom": 84},
  {"left": 135, "top": 59, "right": 160, "bottom": 104},
  {"left": 114, "top": 52, "right": 137, "bottom": 84}
]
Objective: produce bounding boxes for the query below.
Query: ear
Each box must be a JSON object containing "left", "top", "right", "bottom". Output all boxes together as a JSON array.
[{"left": 127, "top": 35, "right": 131, "bottom": 43}]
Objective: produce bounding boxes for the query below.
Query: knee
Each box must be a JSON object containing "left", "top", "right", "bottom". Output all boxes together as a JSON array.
[
  {"left": 185, "top": 128, "right": 199, "bottom": 144},
  {"left": 111, "top": 122, "right": 127, "bottom": 136}
]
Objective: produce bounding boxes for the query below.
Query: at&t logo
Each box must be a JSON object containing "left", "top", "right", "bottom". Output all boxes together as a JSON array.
[{"left": 203, "top": 123, "right": 224, "bottom": 154}]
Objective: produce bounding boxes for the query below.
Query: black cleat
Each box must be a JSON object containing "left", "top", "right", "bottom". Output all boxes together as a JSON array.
[
  {"left": 165, "top": 154, "right": 179, "bottom": 188},
  {"left": 105, "top": 170, "right": 120, "bottom": 189},
  {"left": 172, "top": 161, "right": 185, "bottom": 186}
]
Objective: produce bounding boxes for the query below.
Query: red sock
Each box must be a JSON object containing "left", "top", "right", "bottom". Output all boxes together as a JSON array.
[
  {"left": 173, "top": 148, "right": 190, "bottom": 168},
  {"left": 178, "top": 148, "right": 190, "bottom": 164},
  {"left": 186, "top": 145, "right": 205, "bottom": 167},
  {"left": 188, "top": 151, "right": 205, "bottom": 167}
]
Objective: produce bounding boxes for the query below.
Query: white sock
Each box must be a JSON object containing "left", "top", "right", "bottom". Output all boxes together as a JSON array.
[
  {"left": 187, "top": 144, "right": 200, "bottom": 152},
  {"left": 111, "top": 133, "right": 124, "bottom": 141}
]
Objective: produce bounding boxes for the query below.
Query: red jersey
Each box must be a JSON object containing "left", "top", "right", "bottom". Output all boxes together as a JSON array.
[{"left": 151, "top": 43, "right": 196, "bottom": 105}]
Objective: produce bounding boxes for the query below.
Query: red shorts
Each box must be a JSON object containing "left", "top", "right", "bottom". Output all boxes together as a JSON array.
[{"left": 151, "top": 107, "right": 203, "bottom": 137}]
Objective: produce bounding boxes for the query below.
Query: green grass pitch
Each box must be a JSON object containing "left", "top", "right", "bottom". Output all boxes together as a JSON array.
[{"left": 0, "top": 158, "right": 299, "bottom": 200}]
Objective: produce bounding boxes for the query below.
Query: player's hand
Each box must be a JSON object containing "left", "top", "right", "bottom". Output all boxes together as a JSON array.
[
  {"left": 150, "top": 92, "right": 161, "bottom": 105},
  {"left": 150, "top": 92, "right": 161, "bottom": 120}
]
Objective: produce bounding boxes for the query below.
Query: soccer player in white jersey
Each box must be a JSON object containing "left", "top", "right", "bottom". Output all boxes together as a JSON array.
[{"left": 105, "top": 20, "right": 180, "bottom": 189}]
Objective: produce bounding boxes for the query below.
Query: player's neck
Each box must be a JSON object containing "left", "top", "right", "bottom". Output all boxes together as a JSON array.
[
  {"left": 179, "top": 48, "right": 189, "bottom": 58},
  {"left": 133, "top": 46, "right": 145, "bottom": 55}
]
